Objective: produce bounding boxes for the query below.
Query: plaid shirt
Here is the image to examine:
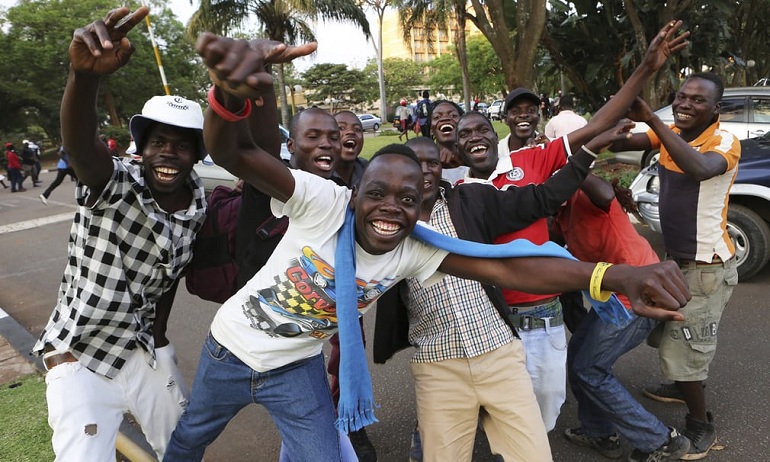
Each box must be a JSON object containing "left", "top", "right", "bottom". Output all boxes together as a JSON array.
[
  {"left": 406, "top": 191, "right": 514, "bottom": 363},
  {"left": 33, "top": 158, "right": 206, "bottom": 379}
]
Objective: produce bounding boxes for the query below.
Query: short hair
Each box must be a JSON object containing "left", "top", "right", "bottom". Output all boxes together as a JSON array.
[
  {"left": 289, "top": 107, "right": 332, "bottom": 138},
  {"left": 427, "top": 100, "right": 463, "bottom": 128},
  {"left": 559, "top": 95, "right": 574, "bottom": 109},
  {"left": 368, "top": 143, "right": 420, "bottom": 168},
  {"left": 457, "top": 110, "right": 493, "bottom": 129},
  {"left": 404, "top": 136, "right": 439, "bottom": 152},
  {"left": 422, "top": 90, "right": 430, "bottom": 99},
  {"left": 334, "top": 109, "right": 357, "bottom": 119},
  {"left": 684, "top": 72, "right": 724, "bottom": 101}
]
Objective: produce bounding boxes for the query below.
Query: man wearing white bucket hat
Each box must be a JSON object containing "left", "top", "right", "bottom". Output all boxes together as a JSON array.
[{"left": 32, "top": 6, "right": 206, "bottom": 461}]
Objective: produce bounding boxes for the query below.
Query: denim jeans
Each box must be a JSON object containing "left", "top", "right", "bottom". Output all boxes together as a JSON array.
[
  {"left": 568, "top": 309, "right": 669, "bottom": 453},
  {"left": 165, "top": 332, "right": 342, "bottom": 461},
  {"left": 515, "top": 299, "right": 567, "bottom": 431}
]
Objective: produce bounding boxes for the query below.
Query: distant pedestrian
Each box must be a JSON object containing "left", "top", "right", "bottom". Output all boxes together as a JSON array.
[
  {"left": 5, "top": 142, "right": 25, "bottom": 192},
  {"left": 396, "top": 100, "right": 411, "bottom": 141},
  {"left": 416, "top": 90, "right": 431, "bottom": 137},
  {"left": 545, "top": 95, "right": 588, "bottom": 140},
  {"left": 39, "top": 146, "right": 77, "bottom": 205},
  {"left": 20, "top": 139, "right": 40, "bottom": 186}
]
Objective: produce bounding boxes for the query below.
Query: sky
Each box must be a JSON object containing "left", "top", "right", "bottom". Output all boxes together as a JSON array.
[
  {"left": 0, "top": 0, "right": 376, "bottom": 72},
  {"left": 162, "top": 0, "right": 375, "bottom": 71}
]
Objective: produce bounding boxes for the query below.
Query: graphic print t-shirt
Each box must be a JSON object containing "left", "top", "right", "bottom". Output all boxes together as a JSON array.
[{"left": 210, "top": 170, "right": 448, "bottom": 372}]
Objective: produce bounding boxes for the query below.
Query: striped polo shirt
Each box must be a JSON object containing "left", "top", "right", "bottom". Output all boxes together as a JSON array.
[{"left": 647, "top": 119, "right": 741, "bottom": 262}]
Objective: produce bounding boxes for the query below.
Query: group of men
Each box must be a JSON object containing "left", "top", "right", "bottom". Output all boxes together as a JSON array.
[{"left": 31, "top": 5, "right": 738, "bottom": 462}]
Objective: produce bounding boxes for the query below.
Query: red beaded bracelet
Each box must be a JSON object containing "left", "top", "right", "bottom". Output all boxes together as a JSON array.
[{"left": 207, "top": 86, "right": 252, "bottom": 122}]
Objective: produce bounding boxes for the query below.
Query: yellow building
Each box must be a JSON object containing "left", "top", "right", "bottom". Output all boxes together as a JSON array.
[{"left": 381, "top": 9, "right": 481, "bottom": 64}]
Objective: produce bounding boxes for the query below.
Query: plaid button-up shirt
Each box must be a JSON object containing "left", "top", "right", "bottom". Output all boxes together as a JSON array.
[
  {"left": 406, "top": 192, "right": 514, "bottom": 363},
  {"left": 33, "top": 158, "right": 206, "bottom": 379}
]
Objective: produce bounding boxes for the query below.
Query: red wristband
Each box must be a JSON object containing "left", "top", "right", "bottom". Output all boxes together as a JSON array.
[{"left": 207, "top": 86, "right": 252, "bottom": 122}]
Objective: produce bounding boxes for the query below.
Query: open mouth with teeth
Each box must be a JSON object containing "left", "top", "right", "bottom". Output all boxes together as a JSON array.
[
  {"left": 468, "top": 144, "right": 489, "bottom": 159},
  {"left": 371, "top": 219, "right": 402, "bottom": 237},
  {"left": 674, "top": 112, "right": 693, "bottom": 121},
  {"left": 342, "top": 139, "right": 357, "bottom": 149},
  {"left": 439, "top": 123, "right": 454, "bottom": 134},
  {"left": 314, "top": 155, "right": 334, "bottom": 171},
  {"left": 154, "top": 166, "right": 180, "bottom": 182}
]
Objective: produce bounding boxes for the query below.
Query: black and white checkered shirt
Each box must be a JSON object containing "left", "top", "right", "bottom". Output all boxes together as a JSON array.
[
  {"left": 33, "top": 158, "right": 206, "bottom": 379},
  {"left": 406, "top": 192, "right": 514, "bottom": 363}
]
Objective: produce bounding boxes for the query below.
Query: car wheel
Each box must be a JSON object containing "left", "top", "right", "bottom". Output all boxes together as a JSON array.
[
  {"left": 373, "top": 123, "right": 380, "bottom": 131},
  {"left": 726, "top": 204, "right": 770, "bottom": 281},
  {"left": 641, "top": 149, "right": 660, "bottom": 168}
]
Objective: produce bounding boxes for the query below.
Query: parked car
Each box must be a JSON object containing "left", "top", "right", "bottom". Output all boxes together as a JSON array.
[
  {"left": 193, "top": 125, "right": 290, "bottom": 193},
  {"left": 630, "top": 131, "right": 770, "bottom": 280},
  {"left": 614, "top": 86, "right": 770, "bottom": 168},
  {"left": 488, "top": 99, "right": 505, "bottom": 120},
  {"left": 357, "top": 114, "right": 381, "bottom": 132}
]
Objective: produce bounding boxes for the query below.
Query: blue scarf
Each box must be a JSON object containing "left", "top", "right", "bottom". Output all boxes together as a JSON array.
[{"left": 334, "top": 215, "right": 631, "bottom": 433}]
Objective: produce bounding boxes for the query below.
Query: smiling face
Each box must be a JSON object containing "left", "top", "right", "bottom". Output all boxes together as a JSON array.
[
  {"left": 288, "top": 109, "right": 340, "bottom": 178},
  {"left": 430, "top": 101, "right": 462, "bottom": 146},
  {"left": 334, "top": 111, "right": 364, "bottom": 162},
  {"left": 671, "top": 77, "right": 721, "bottom": 141},
  {"left": 140, "top": 123, "right": 197, "bottom": 195},
  {"left": 351, "top": 154, "right": 423, "bottom": 255},
  {"left": 456, "top": 112, "right": 499, "bottom": 179},
  {"left": 406, "top": 138, "right": 442, "bottom": 210},
  {"left": 504, "top": 97, "right": 540, "bottom": 143}
]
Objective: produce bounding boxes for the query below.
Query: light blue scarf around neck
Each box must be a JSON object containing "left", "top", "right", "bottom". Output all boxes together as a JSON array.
[{"left": 334, "top": 214, "right": 632, "bottom": 434}]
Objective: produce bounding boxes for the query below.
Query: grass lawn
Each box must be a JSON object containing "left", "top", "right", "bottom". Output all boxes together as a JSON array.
[{"left": 0, "top": 374, "right": 54, "bottom": 462}]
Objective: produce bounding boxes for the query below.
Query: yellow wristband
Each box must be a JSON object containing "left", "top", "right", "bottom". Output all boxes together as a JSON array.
[{"left": 590, "top": 262, "right": 614, "bottom": 302}]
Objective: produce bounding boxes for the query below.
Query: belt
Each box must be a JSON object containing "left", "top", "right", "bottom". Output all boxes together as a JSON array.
[
  {"left": 42, "top": 344, "right": 78, "bottom": 371},
  {"left": 507, "top": 311, "right": 564, "bottom": 331},
  {"left": 669, "top": 254, "right": 726, "bottom": 268}
]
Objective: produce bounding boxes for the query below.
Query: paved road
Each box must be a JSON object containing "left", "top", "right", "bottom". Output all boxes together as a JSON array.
[{"left": 1, "top": 169, "right": 768, "bottom": 461}]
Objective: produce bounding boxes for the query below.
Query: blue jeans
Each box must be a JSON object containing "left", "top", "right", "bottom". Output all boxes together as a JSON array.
[
  {"left": 568, "top": 309, "right": 669, "bottom": 453},
  {"left": 165, "top": 333, "right": 342, "bottom": 461}
]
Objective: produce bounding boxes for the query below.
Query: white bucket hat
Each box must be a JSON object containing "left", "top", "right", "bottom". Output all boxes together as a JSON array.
[{"left": 129, "top": 95, "right": 207, "bottom": 160}]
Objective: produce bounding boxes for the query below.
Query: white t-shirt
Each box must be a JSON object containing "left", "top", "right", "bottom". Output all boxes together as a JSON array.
[{"left": 210, "top": 170, "right": 448, "bottom": 372}]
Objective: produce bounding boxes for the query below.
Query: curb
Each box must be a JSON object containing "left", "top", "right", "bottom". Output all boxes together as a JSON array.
[{"left": 0, "top": 307, "right": 156, "bottom": 459}]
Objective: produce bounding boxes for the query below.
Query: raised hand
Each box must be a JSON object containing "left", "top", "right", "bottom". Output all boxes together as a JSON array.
[
  {"left": 608, "top": 261, "right": 690, "bottom": 321},
  {"left": 585, "top": 119, "right": 636, "bottom": 153},
  {"left": 196, "top": 33, "right": 316, "bottom": 100},
  {"left": 69, "top": 6, "right": 149, "bottom": 76},
  {"left": 643, "top": 20, "right": 690, "bottom": 72}
]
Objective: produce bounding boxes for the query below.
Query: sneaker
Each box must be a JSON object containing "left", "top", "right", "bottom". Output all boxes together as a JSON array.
[
  {"left": 627, "top": 427, "right": 690, "bottom": 461},
  {"left": 348, "top": 428, "right": 377, "bottom": 462},
  {"left": 39, "top": 194, "right": 48, "bottom": 205},
  {"left": 642, "top": 382, "right": 686, "bottom": 405},
  {"left": 409, "top": 424, "right": 423, "bottom": 462},
  {"left": 564, "top": 427, "right": 623, "bottom": 459},
  {"left": 680, "top": 412, "right": 716, "bottom": 460}
]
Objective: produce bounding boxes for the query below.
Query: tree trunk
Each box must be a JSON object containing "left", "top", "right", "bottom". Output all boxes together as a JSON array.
[
  {"left": 376, "top": 8, "right": 387, "bottom": 122},
  {"left": 455, "top": 10, "right": 472, "bottom": 110},
  {"left": 103, "top": 88, "right": 121, "bottom": 128},
  {"left": 277, "top": 64, "right": 290, "bottom": 128}
]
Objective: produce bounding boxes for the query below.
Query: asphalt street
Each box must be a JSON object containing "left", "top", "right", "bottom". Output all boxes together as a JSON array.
[{"left": 0, "top": 169, "right": 768, "bottom": 461}]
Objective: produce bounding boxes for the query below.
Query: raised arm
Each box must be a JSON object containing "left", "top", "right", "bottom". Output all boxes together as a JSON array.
[
  {"left": 565, "top": 20, "right": 689, "bottom": 153},
  {"left": 61, "top": 6, "right": 149, "bottom": 193},
  {"left": 438, "top": 255, "right": 690, "bottom": 321},
  {"left": 196, "top": 33, "right": 316, "bottom": 202}
]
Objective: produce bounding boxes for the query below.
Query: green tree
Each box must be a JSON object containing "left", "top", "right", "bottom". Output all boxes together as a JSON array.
[
  {"left": 0, "top": 0, "right": 204, "bottom": 143},
  {"left": 301, "top": 63, "right": 375, "bottom": 111},
  {"left": 187, "top": 0, "right": 370, "bottom": 127},
  {"left": 466, "top": 0, "right": 547, "bottom": 91},
  {"left": 425, "top": 35, "right": 504, "bottom": 100},
  {"left": 364, "top": 58, "right": 424, "bottom": 115},
  {"left": 394, "top": 0, "right": 474, "bottom": 110},
  {"left": 359, "top": 0, "right": 392, "bottom": 124}
]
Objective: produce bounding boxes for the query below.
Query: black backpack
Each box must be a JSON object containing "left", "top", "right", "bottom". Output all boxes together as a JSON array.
[{"left": 417, "top": 100, "right": 429, "bottom": 119}]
